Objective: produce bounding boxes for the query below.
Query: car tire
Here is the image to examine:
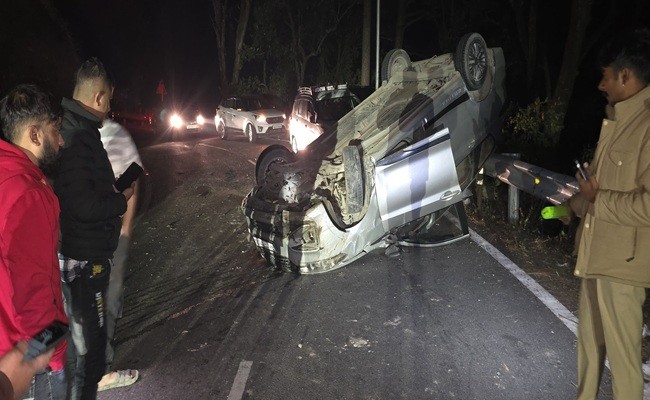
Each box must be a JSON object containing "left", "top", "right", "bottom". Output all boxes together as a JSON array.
[
  {"left": 291, "top": 136, "right": 299, "bottom": 153},
  {"left": 255, "top": 144, "right": 295, "bottom": 186},
  {"left": 381, "top": 49, "right": 412, "bottom": 83},
  {"left": 246, "top": 124, "right": 257, "bottom": 142},
  {"left": 454, "top": 33, "right": 488, "bottom": 91},
  {"left": 217, "top": 121, "right": 227, "bottom": 139}
]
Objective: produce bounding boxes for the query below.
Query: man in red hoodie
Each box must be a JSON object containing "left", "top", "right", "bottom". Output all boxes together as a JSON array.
[{"left": 0, "top": 84, "right": 68, "bottom": 399}]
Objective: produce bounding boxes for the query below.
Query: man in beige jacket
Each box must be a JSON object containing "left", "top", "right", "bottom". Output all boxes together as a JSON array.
[{"left": 568, "top": 28, "right": 650, "bottom": 400}]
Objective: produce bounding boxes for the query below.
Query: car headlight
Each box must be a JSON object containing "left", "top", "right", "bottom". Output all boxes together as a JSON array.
[
  {"left": 196, "top": 114, "right": 205, "bottom": 125},
  {"left": 255, "top": 114, "right": 266, "bottom": 123},
  {"left": 170, "top": 114, "right": 184, "bottom": 129}
]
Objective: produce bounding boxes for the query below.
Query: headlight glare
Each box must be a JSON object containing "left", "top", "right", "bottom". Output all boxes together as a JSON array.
[{"left": 170, "top": 114, "right": 184, "bottom": 129}]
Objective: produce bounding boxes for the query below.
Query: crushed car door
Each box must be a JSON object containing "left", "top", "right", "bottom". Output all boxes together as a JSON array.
[{"left": 374, "top": 127, "right": 463, "bottom": 231}]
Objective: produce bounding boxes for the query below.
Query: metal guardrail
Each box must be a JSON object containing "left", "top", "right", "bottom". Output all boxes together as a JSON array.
[{"left": 481, "top": 153, "right": 580, "bottom": 224}]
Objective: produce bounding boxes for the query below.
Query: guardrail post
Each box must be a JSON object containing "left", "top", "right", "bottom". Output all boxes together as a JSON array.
[{"left": 502, "top": 153, "right": 520, "bottom": 225}]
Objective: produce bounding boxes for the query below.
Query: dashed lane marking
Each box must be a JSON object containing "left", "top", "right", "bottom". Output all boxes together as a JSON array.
[{"left": 227, "top": 360, "right": 253, "bottom": 400}]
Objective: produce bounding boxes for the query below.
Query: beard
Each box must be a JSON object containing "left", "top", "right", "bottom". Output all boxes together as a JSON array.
[{"left": 38, "top": 138, "right": 61, "bottom": 175}]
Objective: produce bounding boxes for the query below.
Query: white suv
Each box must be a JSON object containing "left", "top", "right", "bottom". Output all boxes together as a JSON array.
[{"left": 215, "top": 96, "right": 286, "bottom": 142}]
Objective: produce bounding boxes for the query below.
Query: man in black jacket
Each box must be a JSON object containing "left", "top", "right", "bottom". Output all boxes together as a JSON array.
[{"left": 53, "top": 58, "right": 135, "bottom": 400}]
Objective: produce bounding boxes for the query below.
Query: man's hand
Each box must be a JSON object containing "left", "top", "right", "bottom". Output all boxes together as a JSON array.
[
  {"left": 577, "top": 171, "right": 599, "bottom": 203},
  {"left": 113, "top": 181, "right": 135, "bottom": 202},
  {"left": 558, "top": 208, "right": 573, "bottom": 225},
  {"left": 0, "top": 340, "right": 55, "bottom": 399},
  {"left": 121, "top": 181, "right": 135, "bottom": 202}
]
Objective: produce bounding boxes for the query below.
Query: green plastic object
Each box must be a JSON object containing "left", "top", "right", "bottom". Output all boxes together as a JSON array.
[{"left": 541, "top": 205, "right": 569, "bottom": 220}]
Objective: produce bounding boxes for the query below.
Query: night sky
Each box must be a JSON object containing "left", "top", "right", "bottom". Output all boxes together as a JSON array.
[
  {"left": 54, "top": 0, "right": 220, "bottom": 109},
  {"left": 1, "top": 0, "right": 648, "bottom": 168}
]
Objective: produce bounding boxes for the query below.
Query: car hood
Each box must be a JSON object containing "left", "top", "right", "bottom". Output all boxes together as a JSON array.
[{"left": 251, "top": 108, "right": 285, "bottom": 117}]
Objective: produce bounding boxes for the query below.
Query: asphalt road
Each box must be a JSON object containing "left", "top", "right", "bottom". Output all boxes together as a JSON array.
[{"left": 97, "top": 126, "right": 612, "bottom": 400}]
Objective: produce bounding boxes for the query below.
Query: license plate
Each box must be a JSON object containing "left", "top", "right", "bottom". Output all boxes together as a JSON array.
[{"left": 272, "top": 124, "right": 282, "bottom": 129}]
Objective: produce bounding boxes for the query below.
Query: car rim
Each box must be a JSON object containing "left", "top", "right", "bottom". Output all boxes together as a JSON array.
[
  {"left": 247, "top": 125, "right": 253, "bottom": 141},
  {"left": 292, "top": 137, "right": 298, "bottom": 153},
  {"left": 468, "top": 39, "right": 487, "bottom": 85}
]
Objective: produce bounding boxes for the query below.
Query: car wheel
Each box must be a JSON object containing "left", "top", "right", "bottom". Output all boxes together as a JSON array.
[
  {"left": 381, "top": 49, "right": 412, "bottom": 83},
  {"left": 255, "top": 144, "right": 295, "bottom": 186},
  {"left": 246, "top": 124, "right": 257, "bottom": 142},
  {"left": 291, "top": 136, "right": 299, "bottom": 153},
  {"left": 217, "top": 121, "right": 227, "bottom": 139},
  {"left": 454, "top": 32, "right": 488, "bottom": 91}
]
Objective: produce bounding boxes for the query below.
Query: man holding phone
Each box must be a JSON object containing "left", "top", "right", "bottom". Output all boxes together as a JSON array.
[
  {"left": 0, "top": 84, "right": 69, "bottom": 399},
  {"left": 565, "top": 28, "right": 650, "bottom": 399},
  {"left": 97, "top": 118, "right": 142, "bottom": 391},
  {"left": 51, "top": 58, "right": 135, "bottom": 400}
]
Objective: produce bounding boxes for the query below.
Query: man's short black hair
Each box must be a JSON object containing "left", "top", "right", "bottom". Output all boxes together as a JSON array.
[
  {"left": 598, "top": 27, "right": 650, "bottom": 85},
  {"left": 0, "top": 84, "right": 62, "bottom": 142},
  {"left": 74, "top": 57, "right": 115, "bottom": 89}
]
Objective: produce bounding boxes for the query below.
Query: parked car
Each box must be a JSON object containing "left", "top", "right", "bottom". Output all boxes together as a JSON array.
[
  {"left": 215, "top": 95, "right": 286, "bottom": 142},
  {"left": 289, "top": 84, "right": 373, "bottom": 153},
  {"left": 242, "top": 33, "right": 508, "bottom": 274}
]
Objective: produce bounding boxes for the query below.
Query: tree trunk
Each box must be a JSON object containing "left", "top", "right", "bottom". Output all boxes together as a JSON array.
[
  {"left": 231, "top": 0, "right": 252, "bottom": 88},
  {"left": 394, "top": 0, "right": 406, "bottom": 49},
  {"left": 361, "top": 0, "right": 371, "bottom": 86},
  {"left": 525, "top": 0, "right": 537, "bottom": 95},
  {"left": 509, "top": 0, "right": 538, "bottom": 98},
  {"left": 546, "top": 0, "right": 593, "bottom": 134},
  {"left": 211, "top": 0, "right": 229, "bottom": 96}
]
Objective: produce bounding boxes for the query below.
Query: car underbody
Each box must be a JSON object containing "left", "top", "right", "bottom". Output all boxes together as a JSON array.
[{"left": 243, "top": 33, "right": 509, "bottom": 274}]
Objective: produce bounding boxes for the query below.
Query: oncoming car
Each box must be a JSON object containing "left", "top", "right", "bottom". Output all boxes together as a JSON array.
[
  {"left": 167, "top": 108, "right": 209, "bottom": 134},
  {"left": 289, "top": 84, "right": 373, "bottom": 153},
  {"left": 242, "top": 33, "right": 508, "bottom": 274},
  {"left": 215, "top": 95, "right": 286, "bottom": 142}
]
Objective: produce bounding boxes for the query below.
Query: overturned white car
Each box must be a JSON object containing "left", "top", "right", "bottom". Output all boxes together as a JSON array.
[{"left": 242, "top": 33, "right": 508, "bottom": 274}]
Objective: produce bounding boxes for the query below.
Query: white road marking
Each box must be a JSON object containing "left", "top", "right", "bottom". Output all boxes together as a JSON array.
[
  {"left": 469, "top": 228, "right": 579, "bottom": 336},
  {"left": 227, "top": 360, "right": 253, "bottom": 400},
  {"left": 471, "top": 229, "right": 621, "bottom": 375}
]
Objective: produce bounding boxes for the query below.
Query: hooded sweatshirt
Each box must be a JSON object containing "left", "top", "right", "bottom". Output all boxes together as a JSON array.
[{"left": 0, "top": 139, "right": 67, "bottom": 371}]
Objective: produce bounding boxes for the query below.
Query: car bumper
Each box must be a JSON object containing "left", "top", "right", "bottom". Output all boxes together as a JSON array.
[
  {"left": 255, "top": 123, "right": 286, "bottom": 135},
  {"left": 242, "top": 190, "right": 386, "bottom": 274}
]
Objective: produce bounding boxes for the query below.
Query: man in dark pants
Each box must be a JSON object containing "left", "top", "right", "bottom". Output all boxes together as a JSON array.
[{"left": 52, "top": 58, "right": 135, "bottom": 400}]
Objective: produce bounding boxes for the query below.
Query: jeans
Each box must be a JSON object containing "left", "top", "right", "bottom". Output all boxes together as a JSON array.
[
  {"left": 105, "top": 235, "right": 130, "bottom": 371},
  {"left": 22, "top": 369, "right": 67, "bottom": 400},
  {"left": 62, "top": 259, "right": 111, "bottom": 400}
]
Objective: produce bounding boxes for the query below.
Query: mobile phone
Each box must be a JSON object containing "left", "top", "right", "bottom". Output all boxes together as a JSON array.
[
  {"left": 574, "top": 159, "right": 588, "bottom": 180},
  {"left": 24, "top": 321, "right": 69, "bottom": 361},
  {"left": 114, "top": 162, "right": 144, "bottom": 192}
]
